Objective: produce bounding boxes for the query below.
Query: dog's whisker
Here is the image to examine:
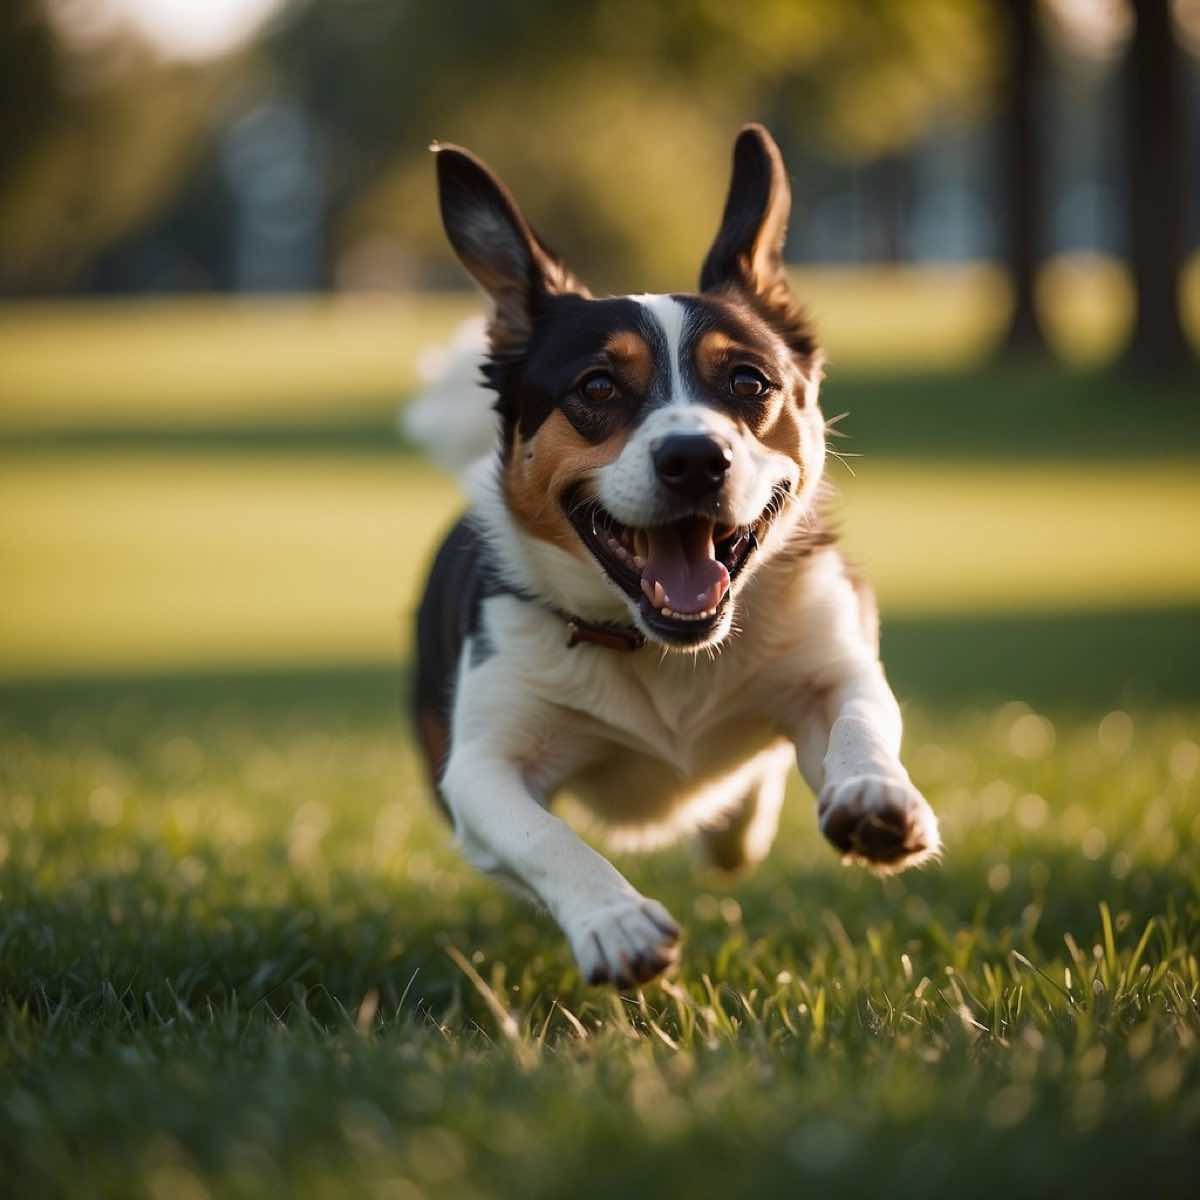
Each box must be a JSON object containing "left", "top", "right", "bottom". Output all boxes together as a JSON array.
[
  {"left": 825, "top": 448, "right": 858, "bottom": 477},
  {"left": 824, "top": 410, "right": 852, "bottom": 438}
]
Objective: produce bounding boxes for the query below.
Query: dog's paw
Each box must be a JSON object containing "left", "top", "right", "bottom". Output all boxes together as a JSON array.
[
  {"left": 818, "top": 773, "right": 940, "bottom": 873},
  {"left": 571, "top": 896, "right": 681, "bottom": 988}
]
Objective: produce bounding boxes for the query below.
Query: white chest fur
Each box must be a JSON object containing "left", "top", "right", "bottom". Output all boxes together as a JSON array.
[{"left": 461, "top": 546, "right": 867, "bottom": 842}]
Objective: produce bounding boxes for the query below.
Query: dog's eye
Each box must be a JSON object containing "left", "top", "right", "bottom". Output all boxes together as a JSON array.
[
  {"left": 579, "top": 372, "right": 617, "bottom": 404},
  {"left": 730, "top": 367, "right": 769, "bottom": 399}
]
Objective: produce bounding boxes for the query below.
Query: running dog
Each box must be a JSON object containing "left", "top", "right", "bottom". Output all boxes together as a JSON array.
[{"left": 410, "top": 124, "right": 940, "bottom": 988}]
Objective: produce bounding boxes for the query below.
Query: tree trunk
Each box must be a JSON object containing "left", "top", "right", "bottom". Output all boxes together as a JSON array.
[
  {"left": 871, "top": 152, "right": 915, "bottom": 265},
  {"left": 999, "top": 0, "right": 1046, "bottom": 356},
  {"left": 1122, "top": 0, "right": 1193, "bottom": 372}
]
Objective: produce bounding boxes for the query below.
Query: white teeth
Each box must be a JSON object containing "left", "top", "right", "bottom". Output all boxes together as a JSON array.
[
  {"left": 642, "top": 577, "right": 670, "bottom": 611},
  {"left": 660, "top": 606, "right": 718, "bottom": 622}
]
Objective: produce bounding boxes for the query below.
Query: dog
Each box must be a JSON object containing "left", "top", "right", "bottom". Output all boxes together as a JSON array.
[{"left": 410, "top": 124, "right": 940, "bottom": 988}]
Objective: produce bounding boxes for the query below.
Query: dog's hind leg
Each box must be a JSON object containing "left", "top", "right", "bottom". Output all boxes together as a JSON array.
[{"left": 698, "top": 742, "right": 792, "bottom": 872}]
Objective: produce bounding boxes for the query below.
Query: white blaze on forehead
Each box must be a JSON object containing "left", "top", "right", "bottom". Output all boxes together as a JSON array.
[{"left": 631, "top": 293, "right": 689, "bottom": 405}]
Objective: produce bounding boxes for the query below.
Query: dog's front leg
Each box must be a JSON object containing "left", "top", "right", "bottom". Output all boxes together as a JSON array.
[
  {"left": 441, "top": 747, "right": 680, "bottom": 986},
  {"left": 794, "top": 662, "right": 940, "bottom": 872}
]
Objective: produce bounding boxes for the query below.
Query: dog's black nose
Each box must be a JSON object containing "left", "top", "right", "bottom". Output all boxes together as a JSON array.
[{"left": 653, "top": 434, "right": 733, "bottom": 499}]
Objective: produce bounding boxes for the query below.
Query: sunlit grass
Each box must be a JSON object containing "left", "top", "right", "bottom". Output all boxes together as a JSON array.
[
  {"left": 3, "top": 257, "right": 1197, "bottom": 432},
  {"left": 2, "top": 451, "right": 1197, "bottom": 679},
  {"left": 0, "top": 294, "right": 476, "bottom": 431},
  {"left": 1, "top": 692, "right": 1197, "bottom": 1197},
  {"left": 2, "top": 279, "right": 1198, "bottom": 1195},
  {"left": 0, "top": 453, "right": 459, "bottom": 678}
]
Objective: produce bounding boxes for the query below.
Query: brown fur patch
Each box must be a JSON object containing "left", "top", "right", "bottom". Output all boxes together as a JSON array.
[
  {"left": 693, "top": 328, "right": 781, "bottom": 392},
  {"left": 604, "top": 330, "right": 654, "bottom": 394},
  {"left": 692, "top": 329, "right": 809, "bottom": 474},
  {"left": 506, "top": 408, "right": 629, "bottom": 551},
  {"left": 694, "top": 329, "right": 737, "bottom": 380},
  {"left": 418, "top": 707, "right": 449, "bottom": 769},
  {"left": 757, "top": 393, "right": 806, "bottom": 463},
  {"left": 416, "top": 707, "right": 452, "bottom": 819}
]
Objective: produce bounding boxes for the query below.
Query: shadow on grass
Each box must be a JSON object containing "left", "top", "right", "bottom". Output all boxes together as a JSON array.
[
  {"left": 1, "top": 605, "right": 1196, "bottom": 730},
  {"left": 0, "top": 662, "right": 408, "bottom": 730},
  {"left": 0, "top": 409, "right": 410, "bottom": 456},
  {"left": 0, "top": 821, "right": 1183, "bottom": 1035},
  {"left": 881, "top": 605, "right": 1200, "bottom": 711},
  {"left": 1, "top": 365, "right": 1197, "bottom": 460},
  {"left": 823, "top": 364, "right": 1200, "bottom": 460}
]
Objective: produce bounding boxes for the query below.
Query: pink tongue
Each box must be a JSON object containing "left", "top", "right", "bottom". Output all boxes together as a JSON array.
[{"left": 642, "top": 518, "right": 730, "bottom": 613}]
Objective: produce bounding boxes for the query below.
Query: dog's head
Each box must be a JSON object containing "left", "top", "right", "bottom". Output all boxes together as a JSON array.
[{"left": 435, "top": 124, "right": 827, "bottom": 651}]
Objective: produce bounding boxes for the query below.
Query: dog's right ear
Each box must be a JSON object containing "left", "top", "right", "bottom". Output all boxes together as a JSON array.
[{"left": 434, "top": 142, "right": 588, "bottom": 354}]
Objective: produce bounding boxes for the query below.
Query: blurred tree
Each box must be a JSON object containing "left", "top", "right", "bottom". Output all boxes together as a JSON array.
[
  {"left": 1121, "top": 0, "right": 1193, "bottom": 371},
  {"left": 1, "top": 0, "right": 1000, "bottom": 293},
  {"left": 0, "top": 3, "right": 233, "bottom": 293},
  {"left": 998, "top": 0, "right": 1049, "bottom": 355},
  {"left": 0, "top": 1, "right": 61, "bottom": 186},
  {"left": 267, "top": 0, "right": 996, "bottom": 290}
]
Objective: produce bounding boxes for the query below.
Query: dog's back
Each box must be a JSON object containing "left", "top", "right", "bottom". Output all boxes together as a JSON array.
[
  {"left": 412, "top": 512, "right": 508, "bottom": 807},
  {"left": 406, "top": 321, "right": 501, "bottom": 800}
]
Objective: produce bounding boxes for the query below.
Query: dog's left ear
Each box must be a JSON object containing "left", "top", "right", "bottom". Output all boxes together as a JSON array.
[
  {"left": 702, "top": 122, "right": 794, "bottom": 294},
  {"left": 700, "top": 124, "right": 791, "bottom": 299}
]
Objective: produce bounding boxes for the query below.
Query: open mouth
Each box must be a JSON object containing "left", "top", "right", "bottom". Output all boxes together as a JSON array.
[{"left": 562, "top": 485, "right": 789, "bottom": 643}]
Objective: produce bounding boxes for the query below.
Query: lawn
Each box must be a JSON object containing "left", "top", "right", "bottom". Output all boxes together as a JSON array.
[
  {"left": 3, "top": 254, "right": 1197, "bottom": 435},
  {"left": 3, "top": 452, "right": 1198, "bottom": 679},
  {"left": 1, "top": 685, "right": 1198, "bottom": 1199},
  {"left": 1, "top": 291, "right": 1198, "bottom": 1198}
]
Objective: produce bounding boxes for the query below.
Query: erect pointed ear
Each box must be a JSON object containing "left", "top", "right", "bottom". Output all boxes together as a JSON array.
[
  {"left": 699, "top": 123, "right": 791, "bottom": 298},
  {"left": 700, "top": 124, "right": 818, "bottom": 368},
  {"left": 434, "top": 142, "right": 588, "bottom": 354}
]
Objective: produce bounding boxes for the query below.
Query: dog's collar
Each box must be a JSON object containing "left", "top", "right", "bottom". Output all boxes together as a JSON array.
[
  {"left": 562, "top": 613, "right": 645, "bottom": 652},
  {"left": 537, "top": 597, "right": 645, "bottom": 652},
  {"left": 495, "top": 579, "right": 645, "bottom": 652}
]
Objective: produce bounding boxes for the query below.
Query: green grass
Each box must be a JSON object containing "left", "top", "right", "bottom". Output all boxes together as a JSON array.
[
  {"left": 0, "top": 295, "right": 477, "bottom": 432},
  {"left": 1, "top": 683, "right": 1198, "bottom": 1199},
  {"left": 2, "top": 290, "right": 1199, "bottom": 1197},
  {"left": 3, "top": 451, "right": 1198, "bottom": 679},
  {"left": 2, "top": 257, "right": 1197, "bottom": 437}
]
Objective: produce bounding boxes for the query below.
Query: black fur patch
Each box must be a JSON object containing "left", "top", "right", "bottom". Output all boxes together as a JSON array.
[
  {"left": 483, "top": 290, "right": 817, "bottom": 455},
  {"left": 412, "top": 516, "right": 513, "bottom": 799},
  {"left": 515, "top": 295, "right": 652, "bottom": 442}
]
